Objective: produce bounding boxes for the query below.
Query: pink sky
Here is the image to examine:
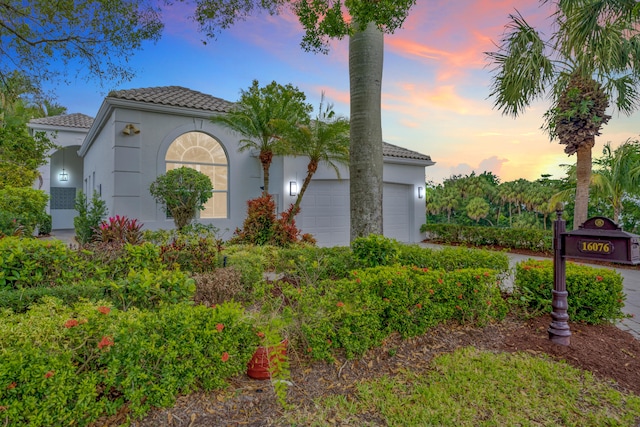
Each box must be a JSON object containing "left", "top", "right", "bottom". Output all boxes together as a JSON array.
[{"left": 47, "top": 0, "right": 640, "bottom": 184}]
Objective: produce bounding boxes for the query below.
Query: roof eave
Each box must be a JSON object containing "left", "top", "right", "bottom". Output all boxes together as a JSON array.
[
  {"left": 78, "top": 97, "right": 227, "bottom": 157},
  {"left": 384, "top": 156, "right": 435, "bottom": 167}
]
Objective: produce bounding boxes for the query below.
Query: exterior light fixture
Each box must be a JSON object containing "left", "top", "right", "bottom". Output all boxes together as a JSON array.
[
  {"left": 289, "top": 181, "right": 298, "bottom": 196},
  {"left": 59, "top": 148, "right": 69, "bottom": 182},
  {"left": 122, "top": 123, "right": 140, "bottom": 135},
  {"left": 418, "top": 186, "right": 424, "bottom": 199}
]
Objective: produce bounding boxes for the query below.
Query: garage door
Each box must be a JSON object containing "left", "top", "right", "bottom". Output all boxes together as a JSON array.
[
  {"left": 383, "top": 183, "right": 411, "bottom": 243},
  {"left": 298, "top": 180, "right": 350, "bottom": 247}
]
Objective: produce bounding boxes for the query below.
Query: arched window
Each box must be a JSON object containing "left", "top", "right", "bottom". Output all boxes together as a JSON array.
[{"left": 165, "top": 132, "right": 228, "bottom": 218}]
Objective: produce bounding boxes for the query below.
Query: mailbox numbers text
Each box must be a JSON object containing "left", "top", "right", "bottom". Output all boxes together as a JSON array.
[{"left": 578, "top": 240, "right": 613, "bottom": 254}]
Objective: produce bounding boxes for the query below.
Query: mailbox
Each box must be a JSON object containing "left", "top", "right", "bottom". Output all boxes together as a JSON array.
[{"left": 562, "top": 216, "right": 640, "bottom": 265}]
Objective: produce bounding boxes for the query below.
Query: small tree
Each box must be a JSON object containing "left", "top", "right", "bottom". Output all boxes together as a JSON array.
[
  {"left": 150, "top": 167, "right": 213, "bottom": 230},
  {"left": 74, "top": 190, "right": 108, "bottom": 245}
]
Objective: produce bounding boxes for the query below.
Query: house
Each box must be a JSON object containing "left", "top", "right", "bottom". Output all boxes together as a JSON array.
[{"left": 28, "top": 86, "right": 434, "bottom": 246}]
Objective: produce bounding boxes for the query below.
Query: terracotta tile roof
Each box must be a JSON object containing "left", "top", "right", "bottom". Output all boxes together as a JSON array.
[
  {"left": 383, "top": 142, "right": 431, "bottom": 162},
  {"left": 29, "top": 113, "right": 94, "bottom": 129},
  {"left": 108, "top": 86, "right": 233, "bottom": 113}
]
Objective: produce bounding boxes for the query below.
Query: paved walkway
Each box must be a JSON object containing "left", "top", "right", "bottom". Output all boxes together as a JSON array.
[
  {"left": 421, "top": 242, "right": 640, "bottom": 339},
  {"left": 45, "top": 230, "right": 639, "bottom": 339}
]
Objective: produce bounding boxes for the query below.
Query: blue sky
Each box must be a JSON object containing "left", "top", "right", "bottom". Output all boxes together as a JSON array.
[{"left": 45, "top": 0, "right": 640, "bottom": 184}]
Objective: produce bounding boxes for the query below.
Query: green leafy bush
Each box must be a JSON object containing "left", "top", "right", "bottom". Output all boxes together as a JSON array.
[
  {"left": 225, "top": 248, "right": 267, "bottom": 290},
  {"left": 351, "top": 234, "right": 400, "bottom": 268},
  {"left": 421, "top": 223, "right": 552, "bottom": 253},
  {"left": 0, "top": 237, "right": 86, "bottom": 289},
  {"left": 38, "top": 213, "right": 52, "bottom": 235},
  {"left": 398, "top": 244, "right": 510, "bottom": 274},
  {"left": 0, "top": 186, "right": 48, "bottom": 236},
  {"left": 74, "top": 191, "right": 108, "bottom": 245},
  {"left": 0, "top": 298, "right": 257, "bottom": 425},
  {"left": 513, "top": 259, "right": 626, "bottom": 323},
  {"left": 274, "top": 245, "right": 356, "bottom": 284},
  {"left": 0, "top": 283, "right": 106, "bottom": 313},
  {"left": 104, "top": 268, "right": 196, "bottom": 310},
  {"left": 149, "top": 167, "right": 213, "bottom": 230},
  {"left": 289, "top": 265, "right": 507, "bottom": 362}
]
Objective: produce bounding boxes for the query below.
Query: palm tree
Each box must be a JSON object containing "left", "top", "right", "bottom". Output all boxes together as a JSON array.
[
  {"left": 486, "top": 0, "right": 640, "bottom": 229},
  {"left": 211, "top": 80, "right": 312, "bottom": 195},
  {"left": 591, "top": 140, "right": 640, "bottom": 223},
  {"left": 285, "top": 94, "right": 350, "bottom": 222}
]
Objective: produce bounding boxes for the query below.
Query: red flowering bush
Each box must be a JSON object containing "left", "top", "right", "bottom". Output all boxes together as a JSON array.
[
  {"left": 0, "top": 298, "right": 257, "bottom": 425},
  {"left": 230, "top": 195, "right": 310, "bottom": 247}
]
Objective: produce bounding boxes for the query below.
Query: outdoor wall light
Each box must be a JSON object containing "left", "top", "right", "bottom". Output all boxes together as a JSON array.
[
  {"left": 122, "top": 123, "right": 140, "bottom": 135},
  {"left": 418, "top": 186, "right": 424, "bottom": 199},
  {"left": 289, "top": 181, "right": 298, "bottom": 196},
  {"left": 59, "top": 148, "right": 69, "bottom": 182}
]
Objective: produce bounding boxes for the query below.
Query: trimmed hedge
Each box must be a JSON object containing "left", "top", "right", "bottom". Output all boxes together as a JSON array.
[
  {"left": 513, "top": 259, "right": 626, "bottom": 324},
  {"left": 421, "top": 223, "right": 552, "bottom": 252},
  {"left": 0, "top": 298, "right": 257, "bottom": 425}
]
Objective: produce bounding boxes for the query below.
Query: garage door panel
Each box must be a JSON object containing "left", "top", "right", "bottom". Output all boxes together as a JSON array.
[
  {"left": 300, "top": 180, "right": 349, "bottom": 247},
  {"left": 384, "top": 183, "right": 410, "bottom": 243}
]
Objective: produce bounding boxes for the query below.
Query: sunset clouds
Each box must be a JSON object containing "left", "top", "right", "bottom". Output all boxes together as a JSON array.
[{"left": 47, "top": 1, "right": 639, "bottom": 184}]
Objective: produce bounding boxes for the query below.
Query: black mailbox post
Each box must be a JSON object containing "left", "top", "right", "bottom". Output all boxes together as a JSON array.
[
  {"left": 549, "top": 211, "right": 640, "bottom": 346},
  {"left": 563, "top": 217, "right": 640, "bottom": 265}
]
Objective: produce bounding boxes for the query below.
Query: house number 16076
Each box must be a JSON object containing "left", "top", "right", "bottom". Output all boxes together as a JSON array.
[{"left": 578, "top": 240, "right": 613, "bottom": 254}]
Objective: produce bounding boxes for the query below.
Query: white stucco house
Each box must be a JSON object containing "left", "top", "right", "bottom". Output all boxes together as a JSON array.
[{"left": 28, "top": 86, "right": 434, "bottom": 247}]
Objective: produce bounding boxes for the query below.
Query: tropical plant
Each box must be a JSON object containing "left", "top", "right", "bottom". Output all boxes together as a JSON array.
[
  {"left": 149, "top": 166, "right": 213, "bottom": 230},
  {"left": 285, "top": 93, "right": 350, "bottom": 221},
  {"left": 486, "top": 0, "right": 640, "bottom": 230},
  {"left": 591, "top": 140, "right": 640, "bottom": 223},
  {"left": 191, "top": 0, "right": 417, "bottom": 241},
  {"left": 210, "top": 80, "right": 312, "bottom": 195}
]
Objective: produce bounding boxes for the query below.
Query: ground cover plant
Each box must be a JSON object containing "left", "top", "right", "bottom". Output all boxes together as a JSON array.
[{"left": 1, "top": 232, "right": 639, "bottom": 426}]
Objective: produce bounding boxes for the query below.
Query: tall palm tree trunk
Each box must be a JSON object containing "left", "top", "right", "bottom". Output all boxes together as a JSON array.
[
  {"left": 289, "top": 160, "right": 318, "bottom": 224},
  {"left": 260, "top": 150, "right": 273, "bottom": 195},
  {"left": 349, "top": 21, "right": 384, "bottom": 241},
  {"left": 573, "top": 141, "right": 594, "bottom": 229}
]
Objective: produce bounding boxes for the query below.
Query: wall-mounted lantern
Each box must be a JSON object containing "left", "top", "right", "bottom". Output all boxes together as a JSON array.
[{"left": 289, "top": 181, "right": 298, "bottom": 196}]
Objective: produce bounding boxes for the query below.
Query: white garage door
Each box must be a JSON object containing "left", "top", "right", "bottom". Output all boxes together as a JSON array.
[
  {"left": 383, "top": 183, "right": 411, "bottom": 243},
  {"left": 298, "top": 180, "right": 350, "bottom": 247}
]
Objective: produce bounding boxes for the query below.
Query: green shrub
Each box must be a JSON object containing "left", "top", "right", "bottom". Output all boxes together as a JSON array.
[
  {"left": 79, "top": 242, "right": 165, "bottom": 281},
  {"left": 421, "top": 223, "right": 552, "bottom": 253},
  {"left": 398, "top": 244, "right": 510, "bottom": 275},
  {"left": 351, "top": 234, "right": 400, "bottom": 268},
  {"left": 225, "top": 248, "right": 267, "bottom": 291},
  {"left": 143, "top": 223, "right": 222, "bottom": 246},
  {"left": 289, "top": 265, "right": 507, "bottom": 362},
  {"left": 0, "top": 298, "right": 257, "bottom": 425},
  {"left": 74, "top": 191, "right": 108, "bottom": 245},
  {"left": 0, "top": 283, "right": 106, "bottom": 313},
  {"left": 0, "top": 237, "right": 86, "bottom": 289},
  {"left": 513, "top": 259, "right": 626, "bottom": 323},
  {"left": 105, "top": 268, "right": 196, "bottom": 311},
  {"left": 159, "top": 236, "right": 223, "bottom": 273},
  {"left": 274, "top": 245, "right": 355, "bottom": 284},
  {"left": 38, "top": 213, "right": 52, "bottom": 235},
  {"left": 149, "top": 167, "right": 213, "bottom": 230},
  {"left": 0, "top": 186, "right": 48, "bottom": 236}
]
